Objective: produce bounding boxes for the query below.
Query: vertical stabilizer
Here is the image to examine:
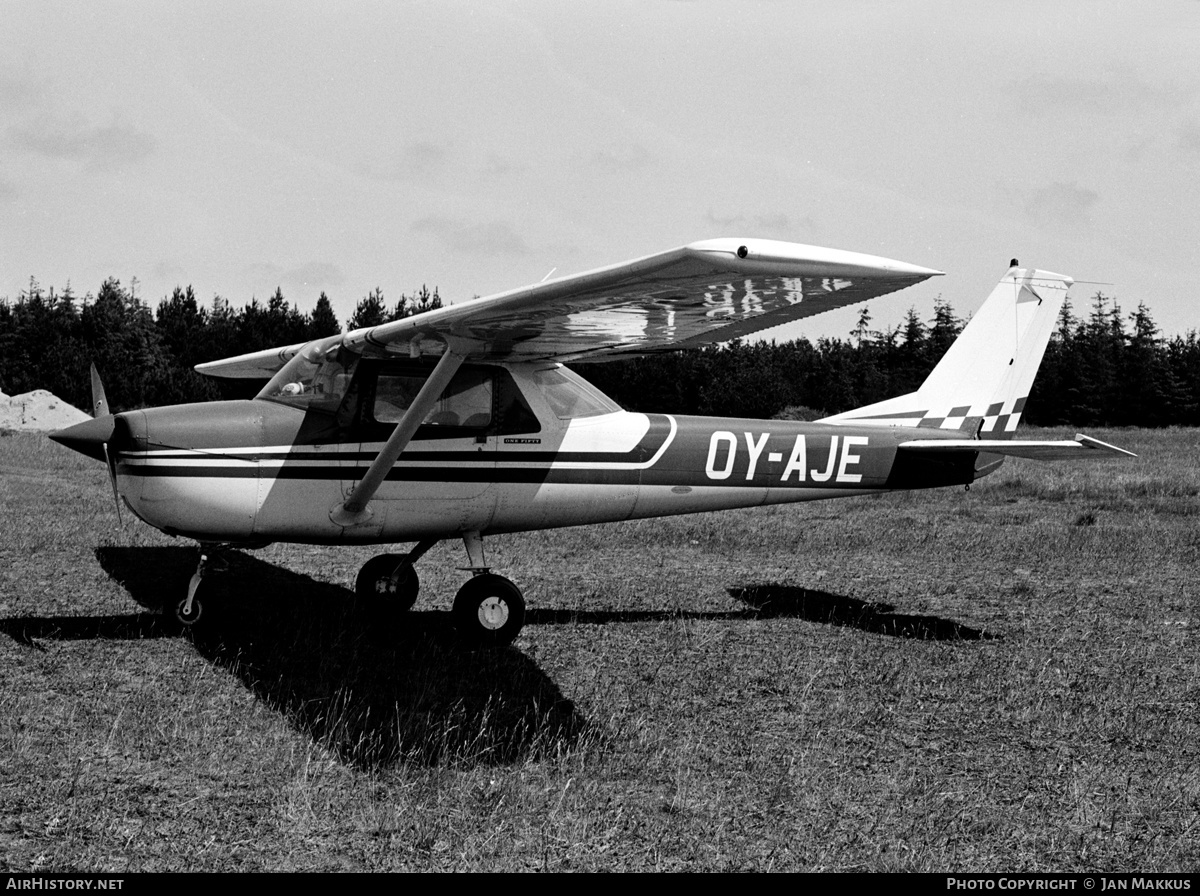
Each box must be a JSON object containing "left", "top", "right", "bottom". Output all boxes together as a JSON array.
[{"left": 821, "top": 264, "right": 1071, "bottom": 437}]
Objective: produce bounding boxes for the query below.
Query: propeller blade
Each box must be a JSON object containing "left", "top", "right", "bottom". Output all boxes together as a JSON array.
[
  {"left": 90, "top": 363, "right": 109, "bottom": 418},
  {"left": 102, "top": 441, "right": 123, "bottom": 526}
]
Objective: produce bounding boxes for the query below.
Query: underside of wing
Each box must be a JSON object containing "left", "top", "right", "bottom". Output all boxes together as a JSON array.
[
  {"left": 347, "top": 238, "right": 941, "bottom": 363},
  {"left": 195, "top": 238, "right": 940, "bottom": 377},
  {"left": 898, "top": 433, "right": 1136, "bottom": 460},
  {"left": 194, "top": 341, "right": 310, "bottom": 379}
]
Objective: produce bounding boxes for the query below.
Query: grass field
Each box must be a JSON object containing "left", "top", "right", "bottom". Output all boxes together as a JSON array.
[{"left": 1, "top": 427, "right": 1197, "bottom": 872}]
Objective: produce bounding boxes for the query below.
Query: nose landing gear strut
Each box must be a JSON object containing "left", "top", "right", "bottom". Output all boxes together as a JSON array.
[{"left": 176, "top": 544, "right": 232, "bottom": 627}]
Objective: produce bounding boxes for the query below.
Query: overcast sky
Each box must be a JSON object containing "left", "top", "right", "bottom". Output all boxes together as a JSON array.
[{"left": 4, "top": 0, "right": 1199, "bottom": 343}]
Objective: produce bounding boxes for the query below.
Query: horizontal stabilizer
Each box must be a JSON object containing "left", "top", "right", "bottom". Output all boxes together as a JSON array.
[{"left": 898, "top": 433, "right": 1136, "bottom": 460}]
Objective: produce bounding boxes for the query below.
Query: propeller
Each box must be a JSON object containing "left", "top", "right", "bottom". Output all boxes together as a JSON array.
[
  {"left": 49, "top": 366, "right": 129, "bottom": 525},
  {"left": 102, "top": 440, "right": 122, "bottom": 525},
  {"left": 91, "top": 363, "right": 121, "bottom": 525}
]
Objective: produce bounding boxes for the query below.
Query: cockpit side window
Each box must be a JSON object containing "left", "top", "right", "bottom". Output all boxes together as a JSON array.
[
  {"left": 354, "top": 361, "right": 540, "bottom": 439},
  {"left": 373, "top": 368, "right": 493, "bottom": 428}
]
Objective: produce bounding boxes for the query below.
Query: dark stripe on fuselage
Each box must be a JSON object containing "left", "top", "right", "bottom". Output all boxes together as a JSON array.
[
  {"left": 127, "top": 413, "right": 676, "bottom": 467},
  {"left": 116, "top": 415, "right": 982, "bottom": 491}
]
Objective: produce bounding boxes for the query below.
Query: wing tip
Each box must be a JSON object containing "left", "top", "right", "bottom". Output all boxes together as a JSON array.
[{"left": 685, "top": 238, "right": 942, "bottom": 280}]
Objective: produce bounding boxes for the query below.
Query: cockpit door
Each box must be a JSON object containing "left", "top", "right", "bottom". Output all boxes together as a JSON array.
[{"left": 340, "top": 361, "right": 499, "bottom": 537}]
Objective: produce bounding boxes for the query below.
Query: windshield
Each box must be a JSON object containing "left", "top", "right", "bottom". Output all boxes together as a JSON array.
[
  {"left": 258, "top": 337, "right": 357, "bottom": 413},
  {"left": 531, "top": 365, "right": 622, "bottom": 418}
]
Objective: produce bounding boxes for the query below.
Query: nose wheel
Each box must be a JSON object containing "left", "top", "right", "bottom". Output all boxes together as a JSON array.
[
  {"left": 452, "top": 573, "right": 526, "bottom": 647},
  {"left": 174, "top": 592, "right": 204, "bottom": 626},
  {"left": 176, "top": 545, "right": 230, "bottom": 628}
]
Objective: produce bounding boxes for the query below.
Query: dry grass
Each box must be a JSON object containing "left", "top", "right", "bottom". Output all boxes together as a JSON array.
[{"left": 0, "top": 427, "right": 1197, "bottom": 871}]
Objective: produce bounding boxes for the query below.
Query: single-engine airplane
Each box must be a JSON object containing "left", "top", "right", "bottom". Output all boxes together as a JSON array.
[{"left": 51, "top": 239, "right": 1133, "bottom": 645}]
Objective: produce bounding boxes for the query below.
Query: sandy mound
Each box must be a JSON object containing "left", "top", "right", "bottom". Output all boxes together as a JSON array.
[{"left": 0, "top": 390, "right": 91, "bottom": 432}]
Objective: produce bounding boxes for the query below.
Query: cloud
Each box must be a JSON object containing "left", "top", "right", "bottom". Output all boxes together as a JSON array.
[
  {"left": 286, "top": 262, "right": 346, "bottom": 287},
  {"left": 356, "top": 141, "right": 450, "bottom": 182},
  {"left": 705, "top": 210, "right": 744, "bottom": 228},
  {"left": 411, "top": 216, "right": 530, "bottom": 256},
  {"left": 704, "top": 209, "right": 808, "bottom": 237},
  {"left": 151, "top": 260, "right": 190, "bottom": 285},
  {"left": 8, "top": 113, "right": 155, "bottom": 171},
  {"left": 0, "top": 69, "right": 39, "bottom": 109},
  {"left": 398, "top": 142, "right": 448, "bottom": 175},
  {"left": 590, "top": 143, "right": 654, "bottom": 172},
  {"left": 239, "top": 261, "right": 347, "bottom": 300},
  {"left": 1178, "top": 121, "right": 1200, "bottom": 158},
  {"left": 750, "top": 212, "right": 794, "bottom": 234},
  {"left": 1010, "top": 72, "right": 1191, "bottom": 116},
  {"left": 482, "top": 152, "right": 519, "bottom": 177},
  {"left": 1024, "top": 182, "right": 1099, "bottom": 226}
]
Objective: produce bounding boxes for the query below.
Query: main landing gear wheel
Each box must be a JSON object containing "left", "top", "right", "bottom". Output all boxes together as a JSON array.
[
  {"left": 452, "top": 573, "right": 526, "bottom": 647},
  {"left": 355, "top": 554, "right": 420, "bottom": 611}
]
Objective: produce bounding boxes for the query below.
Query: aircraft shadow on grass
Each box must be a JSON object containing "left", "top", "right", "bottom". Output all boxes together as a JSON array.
[
  {"left": 0, "top": 550, "right": 990, "bottom": 768},
  {"left": 0, "top": 610, "right": 176, "bottom": 647},
  {"left": 4, "top": 546, "right": 589, "bottom": 771},
  {"left": 525, "top": 586, "right": 993, "bottom": 642},
  {"left": 728, "top": 585, "right": 997, "bottom": 641}
]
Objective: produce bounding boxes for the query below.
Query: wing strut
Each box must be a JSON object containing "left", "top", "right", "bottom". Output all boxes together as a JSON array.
[{"left": 330, "top": 349, "right": 465, "bottom": 527}]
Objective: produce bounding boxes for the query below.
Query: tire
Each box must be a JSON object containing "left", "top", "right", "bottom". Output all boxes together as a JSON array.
[
  {"left": 174, "top": 594, "right": 203, "bottom": 627},
  {"left": 355, "top": 554, "right": 420, "bottom": 611},
  {"left": 452, "top": 574, "right": 525, "bottom": 647}
]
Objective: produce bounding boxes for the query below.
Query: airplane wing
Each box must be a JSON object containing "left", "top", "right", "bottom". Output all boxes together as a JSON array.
[
  {"left": 196, "top": 238, "right": 940, "bottom": 377},
  {"left": 898, "top": 433, "right": 1136, "bottom": 459},
  {"left": 193, "top": 341, "right": 311, "bottom": 379}
]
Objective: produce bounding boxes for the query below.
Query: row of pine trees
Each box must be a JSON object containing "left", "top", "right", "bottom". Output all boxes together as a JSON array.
[
  {"left": 1, "top": 277, "right": 1198, "bottom": 428},
  {"left": 579, "top": 294, "right": 1200, "bottom": 427},
  {"left": 0, "top": 279, "right": 441, "bottom": 410}
]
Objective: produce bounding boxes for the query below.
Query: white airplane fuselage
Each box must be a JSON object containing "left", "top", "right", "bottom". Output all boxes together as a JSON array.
[{"left": 88, "top": 359, "right": 987, "bottom": 547}]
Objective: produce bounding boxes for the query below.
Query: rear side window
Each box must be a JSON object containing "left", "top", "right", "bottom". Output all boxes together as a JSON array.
[{"left": 531, "top": 365, "right": 622, "bottom": 418}]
